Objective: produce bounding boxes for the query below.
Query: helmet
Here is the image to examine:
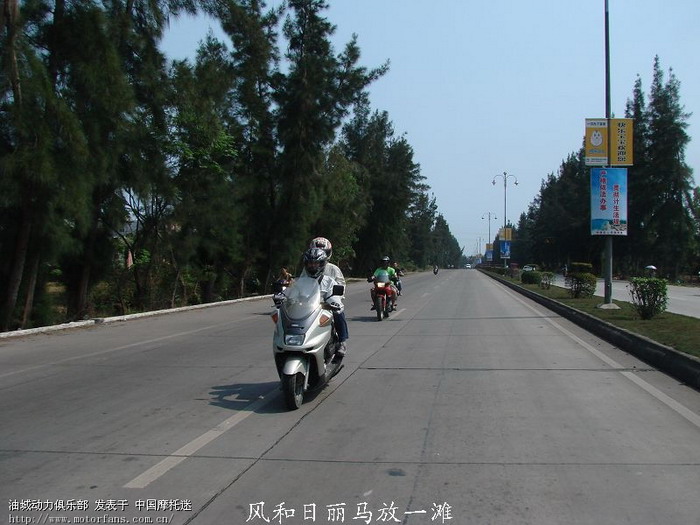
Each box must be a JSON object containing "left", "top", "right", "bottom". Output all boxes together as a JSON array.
[
  {"left": 381, "top": 255, "right": 391, "bottom": 267},
  {"left": 303, "top": 247, "right": 328, "bottom": 278},
  {"left": 310, "top": 237, "right": 332, "bottom": 258}
]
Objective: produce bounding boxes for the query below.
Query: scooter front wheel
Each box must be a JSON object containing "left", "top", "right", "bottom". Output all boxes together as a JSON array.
[{"left": 282, "top": 373, "right": 304, "bottom": 410}]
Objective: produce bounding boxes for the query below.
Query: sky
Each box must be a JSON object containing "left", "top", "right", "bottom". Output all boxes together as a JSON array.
[{"left": 160, "top": 0, "right": 700, "bottom": 256}]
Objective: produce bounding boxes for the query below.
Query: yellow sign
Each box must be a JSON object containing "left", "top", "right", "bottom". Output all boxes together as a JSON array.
[
  {"left": 585, "top": 119, "right": 608, "bottom": 166},
  {"left": 499, "top": 228, "right": 512, "bottom": 241},
  {"left": 611, "top": 118, "right": 633, "bottom": 166}
]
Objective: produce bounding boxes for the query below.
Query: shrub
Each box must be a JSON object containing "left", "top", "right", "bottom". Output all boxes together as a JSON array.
[
  {"left": 629, "top": 277, "right": 668, "bottom": 320},
  {"left": 567, "top": 272, "right": 597, "bottom": 298},
  {"left": 521, "top": 270, "right": 542, "bottom": 285},
  {"left": 539, "top": 271, "right": 554, "bottom": 289}
]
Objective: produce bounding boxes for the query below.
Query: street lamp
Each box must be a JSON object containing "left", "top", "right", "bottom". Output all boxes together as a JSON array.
[
  {"left": 492, "top": 172, "right": 518, "bottom": 267},
  {"left": 481, "top": 211, "right": 497, "bottom": 245}
]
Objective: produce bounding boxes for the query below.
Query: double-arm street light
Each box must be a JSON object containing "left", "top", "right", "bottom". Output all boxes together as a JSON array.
[
  {"left": 492, "top": 172, "right": 518, "bottom": 267},
  {"left": 481, "top": 211, "right": 497, "bottom": 245},
  {"left": 492, "top": 171, "right": 518, "bottom": 231}
]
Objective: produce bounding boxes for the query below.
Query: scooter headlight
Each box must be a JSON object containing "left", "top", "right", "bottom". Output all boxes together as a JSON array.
[{"left": 284, "top": 334, "right": 305, "bottom": 346}]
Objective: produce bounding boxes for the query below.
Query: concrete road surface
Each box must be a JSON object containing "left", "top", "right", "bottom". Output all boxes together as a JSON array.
[{"left": 2, "top": 269, "right": 699, "bottom": 524}]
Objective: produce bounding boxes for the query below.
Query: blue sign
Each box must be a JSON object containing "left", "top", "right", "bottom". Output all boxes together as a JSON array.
[{"left": 591, "top": 168, "right": 627, "bottom": 236}]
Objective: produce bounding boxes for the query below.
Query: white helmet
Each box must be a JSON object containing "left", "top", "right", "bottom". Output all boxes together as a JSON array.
[{"left": 310, "top": 237, "right": 332, "bottom": 259}]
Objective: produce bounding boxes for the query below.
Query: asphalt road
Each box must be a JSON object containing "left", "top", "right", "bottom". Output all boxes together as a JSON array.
[{"left": 2, "top": 270, "right": 700, "bottom": 525}]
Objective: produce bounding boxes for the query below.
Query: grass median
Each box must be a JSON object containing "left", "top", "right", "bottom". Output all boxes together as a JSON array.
[{"left": 503, "top": 278, "right": 700, "bottom": 359}]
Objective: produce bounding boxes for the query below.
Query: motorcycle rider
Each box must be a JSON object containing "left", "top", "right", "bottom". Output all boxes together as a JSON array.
[
  {"left": 392, "top": 261, "right": 405, "bottom": 296},
  {"left": 300, "top": 238, "right": 349, "bottom": 356},
  {"left": 272, "top": 267, "right": 293, "bottom": 306},
  {"left": 368, "top": 256, "right": 400, "bottom": 311}
]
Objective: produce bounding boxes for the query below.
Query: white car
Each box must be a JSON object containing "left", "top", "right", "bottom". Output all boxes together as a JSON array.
[{"left": 465, "top": 264, "right": 472, "bottom": 269}]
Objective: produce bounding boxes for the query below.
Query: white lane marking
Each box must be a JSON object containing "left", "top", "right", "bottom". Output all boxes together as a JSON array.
[
  {"left": 508, "top": 290, "right": 700, "bottom": 430},
  {"left": 391, "top": 308, "right": 406, "bottom": 319},
  {"left": 0, "top": 317, "right": 256, "bottom": 379},
  {"left": 124, "top": 390, "right": 279, "bottom": 488}
]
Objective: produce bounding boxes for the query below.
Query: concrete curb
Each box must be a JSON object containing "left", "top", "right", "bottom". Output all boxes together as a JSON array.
[
  {"left": 483, "top": 271, "right": 700, "bottom": 391},
  {"left": 0, "top": 279, "right": 367, "bottom": 340},
  {"left": 0, "top": 294, "right": 272, "bottom": 340}
]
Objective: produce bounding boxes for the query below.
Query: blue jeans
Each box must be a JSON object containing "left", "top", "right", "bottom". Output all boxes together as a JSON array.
[{"left": 333, "top": 311, "right": 349, "bottom": 342}]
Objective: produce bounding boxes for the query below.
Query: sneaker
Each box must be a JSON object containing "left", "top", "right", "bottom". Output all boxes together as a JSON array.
[
  {"left": 370, "top": 304, "right": 376, "bottom": 311},
  {"left": 336, "top": 342, "right": 347, "bottom": 356}
]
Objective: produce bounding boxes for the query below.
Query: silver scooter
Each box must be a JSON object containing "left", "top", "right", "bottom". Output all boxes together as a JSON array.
[{"left": 271, "top": 276, "right": 345, "bottom": 410}]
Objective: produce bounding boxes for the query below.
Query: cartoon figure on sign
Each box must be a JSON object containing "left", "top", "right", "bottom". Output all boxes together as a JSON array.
[{"left": 590, "top": 130, "right": 603, "bottom": 147}]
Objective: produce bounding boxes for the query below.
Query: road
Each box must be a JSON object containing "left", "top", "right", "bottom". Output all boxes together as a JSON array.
[{"left": 2, "top": 270, "right": 700, "bottom": 524}]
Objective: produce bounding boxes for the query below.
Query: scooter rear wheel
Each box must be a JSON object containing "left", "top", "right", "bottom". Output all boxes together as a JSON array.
[{"left": 282, "top": 373, "right": 304, "bottom": 410}]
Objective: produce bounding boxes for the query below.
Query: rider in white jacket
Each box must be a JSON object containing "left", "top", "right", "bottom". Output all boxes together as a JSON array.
[{"left": 300, "top": 238, "right": 349, "bottom": 355}]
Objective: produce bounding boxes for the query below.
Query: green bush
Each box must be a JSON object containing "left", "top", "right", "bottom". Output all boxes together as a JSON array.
[
  {"left": 629, "top": 277, "right": 668, "bottom": 320},
  {"left": 521, "top": 270, "right": 542, "bottom": 285},
  {"left": 567, "top": 272, "right": 597, "bottom": 298}
]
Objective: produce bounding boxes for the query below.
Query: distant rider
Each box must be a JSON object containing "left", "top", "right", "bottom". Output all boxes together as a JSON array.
[
  {"left": 392, "top": 261, "right": 405, "bottom": 295},
  {"left": 368, "top": 256, "right": 400, "bottom": 311}
]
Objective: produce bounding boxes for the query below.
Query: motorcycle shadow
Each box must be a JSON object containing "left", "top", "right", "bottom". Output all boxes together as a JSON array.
[
  {"left": 209, "top": 381, "right": 326, "bottom": 413},
  {"left": 209, "top": 381, "right": 279, "bottom": 411},
  {"left": 347, "top": 313, "right": 398, "bottom": 323}
]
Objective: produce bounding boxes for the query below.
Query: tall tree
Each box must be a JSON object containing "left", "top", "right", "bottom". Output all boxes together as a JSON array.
[
  {"left": 645, "top": 56, "right": 694, "bottom": 277},
  {"left": 273, "top": 0, "right": 386, "bottom": 272}
]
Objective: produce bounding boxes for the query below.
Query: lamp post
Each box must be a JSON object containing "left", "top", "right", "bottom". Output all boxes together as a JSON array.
[
  {"left": 492, "top": 172, "right": 518, "bottom": 267},
  {"left": 481, "top": 211, "right": 497, "bottom": 244}
]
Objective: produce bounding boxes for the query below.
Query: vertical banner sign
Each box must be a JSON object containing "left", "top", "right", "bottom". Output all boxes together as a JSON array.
[
  {"left": 585, "top": 119, "right": 608, "bottom": 166},
  {"left": 590, "top": 168, "right": 628, "bottom": 236},
  {"left": 611, "top": 118, "right": 634, "bottom": 166},
  {"left": 486, "top": 243, "right": 493, "bottom": 262},
  {"left": 500, "top": 241, "right": 511, "bottom": 259}
]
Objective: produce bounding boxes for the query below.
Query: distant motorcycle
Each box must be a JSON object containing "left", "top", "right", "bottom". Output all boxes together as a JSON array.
[
  {"left": 433, "top": 265, "right": 439, "bottom": 276},
  {"left": 271, "top": 277, "right": 345, "bottom": 410},
  {"left": 369, "top": 270, "right": 397, "bottom": 321}
]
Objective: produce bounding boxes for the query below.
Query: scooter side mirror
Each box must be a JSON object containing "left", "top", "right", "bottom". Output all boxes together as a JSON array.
[{"left": 332, "top": 284, "right": 345, "bottom": 296}]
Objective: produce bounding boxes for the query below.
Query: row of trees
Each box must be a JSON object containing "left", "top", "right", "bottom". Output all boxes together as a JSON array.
[
  {"left": 496, "top": 57, "right": 699, "bottom": 279},
  {"left": 0, "top": 0, "right": 463, "bottom": 331}
]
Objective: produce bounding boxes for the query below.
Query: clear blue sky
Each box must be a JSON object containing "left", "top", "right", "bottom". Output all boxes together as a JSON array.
[{"left": 161, "top": 0, "right": 700, "bottom": 256}]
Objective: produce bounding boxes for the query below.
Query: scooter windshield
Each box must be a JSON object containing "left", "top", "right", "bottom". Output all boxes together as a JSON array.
[
  {"left": 283, "top": 277, "right": 322, "bottom": 320},
  {"left": 375, "top": 270, "right": 391, "bottom": 284}
]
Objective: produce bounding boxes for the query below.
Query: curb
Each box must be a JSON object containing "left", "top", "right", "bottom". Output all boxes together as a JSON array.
[
  {"left": 0, "top": 294, "right": 272, "bottom": 340},
  {"left": 483, "top": 271, "right": 700, "bottom": 391}
]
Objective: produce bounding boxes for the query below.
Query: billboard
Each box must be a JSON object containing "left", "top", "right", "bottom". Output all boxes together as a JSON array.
[{"left": 591, "top": 168, "right": 627, "bottom": 236}]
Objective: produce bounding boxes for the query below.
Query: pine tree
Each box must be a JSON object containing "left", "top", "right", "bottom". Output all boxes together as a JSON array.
[
  {"left": 273, "top": 0, "right": 385, "bottom": 271},
  {"left": 645, "top": 56, "right": 694, "bottom": 277}
]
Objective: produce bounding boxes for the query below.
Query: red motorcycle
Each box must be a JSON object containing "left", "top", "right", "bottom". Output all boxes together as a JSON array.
[{"left": 370, "top": 270, "right": 397, "bottom": 321}]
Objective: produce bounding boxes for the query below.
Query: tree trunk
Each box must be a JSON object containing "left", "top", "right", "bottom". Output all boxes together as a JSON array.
[
  {"left": 20, "top": 251, "right": 40, "bottom": 328},
  {"left": 2, "top": 207, "right": 32, "bottom": 331}
]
